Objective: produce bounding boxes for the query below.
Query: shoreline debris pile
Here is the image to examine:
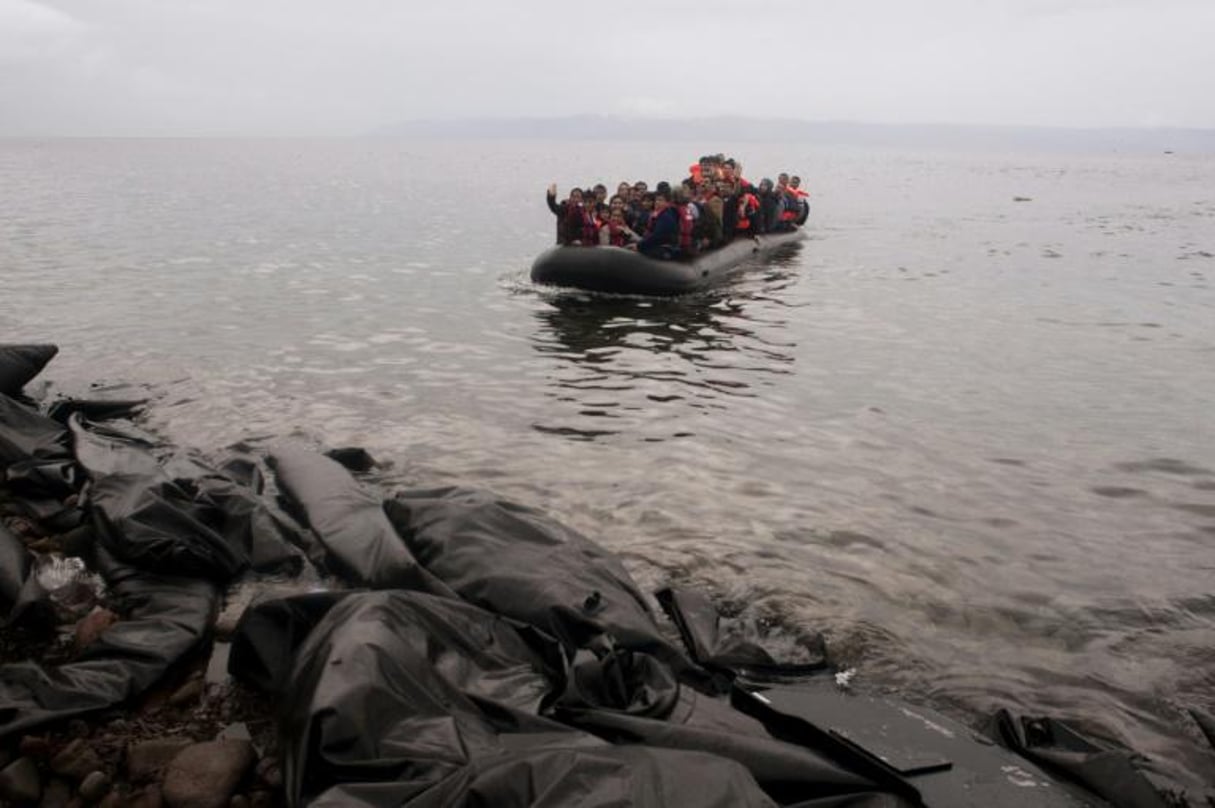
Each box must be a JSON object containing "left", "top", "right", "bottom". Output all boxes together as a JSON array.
[{"left": 1, "top": 343, "right": 1203, "bottom": 807}]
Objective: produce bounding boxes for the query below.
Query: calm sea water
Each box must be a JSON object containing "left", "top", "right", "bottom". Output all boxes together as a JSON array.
[{"left": 2, "top": 138, "right": 1213, "bottom": 792}]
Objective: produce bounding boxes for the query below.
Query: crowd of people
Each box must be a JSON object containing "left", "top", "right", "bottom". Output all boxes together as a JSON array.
[{"left": 544, "top": 154, "right": 810, "bottom": 260}]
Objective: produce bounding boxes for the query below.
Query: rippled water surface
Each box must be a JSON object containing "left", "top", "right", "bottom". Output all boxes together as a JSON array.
[{"left": 2, "top": 138, "right": 1213, "bottom": 791}]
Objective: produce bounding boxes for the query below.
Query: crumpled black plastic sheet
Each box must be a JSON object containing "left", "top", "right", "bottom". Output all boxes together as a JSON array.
[
  {"left": 0, "top": 545, "right": 218, "bottom": 741},
  {"left": 160, "top": 451, "right": 305, "bottom": 576},
  {"left": 0, "top": 394, "right": 78, "bottom": 497},
  {"left": 0, "top": 344, "right": 58, "bottom": 396},
  {"left": 555, "top": 649, "right": 878, "bottom": 803},
  {"left": 230, "top": 589, "right": 866, "bottom": 808},
  {"left": 383, "top": 486, "right": 687, "bottom": 666},
  {"left": 71, "top": 415, "right": 302, "bottom": 580},
  {"left": 0, "top": 521, "right": 50, "bottom": 627},
  {"left": 268, "top": 445, "right": 453, "bottom": 594}
]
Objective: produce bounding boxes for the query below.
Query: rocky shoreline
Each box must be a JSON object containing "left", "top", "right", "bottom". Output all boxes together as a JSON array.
[{"left": 2, "top": 499, "right": 289, "bottom": 807}]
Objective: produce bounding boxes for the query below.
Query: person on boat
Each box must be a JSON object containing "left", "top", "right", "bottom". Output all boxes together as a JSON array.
[
  {"left": 634, "top": 191, "right": 680, "bottom": 259},
  {"left": 790, "top": 175, "right": 811, "bottom": 224},
  {"left": 699, "top": 183, "right": 725, "bottom": 248},
  {"left": 755, "top": 178, "right": 780, "bottom": 234},
  {"left": 674, "top": 186, "right": 700, "bottom": 257},
  {"left": 599, "top": 209, "right": 641, "bottom": 247},
  {"left": 592, "top": 184, "right": 608, "bottom": 206},
  {"left": 732, "top": 185, "right": 761, "bottom": 238},
  {"left": 548, "top": 185, "right": 585, "bottom": 245},
  {"left": 629, "top": 192, "right": 654, "bottom": 235}
]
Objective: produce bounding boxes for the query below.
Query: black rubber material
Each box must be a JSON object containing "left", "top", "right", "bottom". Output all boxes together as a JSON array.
[{"left": 531, "top": 230, "right": 806, "bottom": 296}]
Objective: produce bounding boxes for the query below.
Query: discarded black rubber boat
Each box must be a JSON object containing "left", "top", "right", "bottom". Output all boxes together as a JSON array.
[{"left": 531, "top": 229, "right": 806, "bottom": 296}]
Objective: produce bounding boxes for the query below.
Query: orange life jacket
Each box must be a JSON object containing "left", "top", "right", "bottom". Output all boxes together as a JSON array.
[{"left": 736, "top": 193, "right": 759, "bottom": 231}]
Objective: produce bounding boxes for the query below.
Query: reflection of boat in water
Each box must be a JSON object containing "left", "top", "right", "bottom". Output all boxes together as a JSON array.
[{"left": 531, "top": 230, "right": 806, "bottom": 296}]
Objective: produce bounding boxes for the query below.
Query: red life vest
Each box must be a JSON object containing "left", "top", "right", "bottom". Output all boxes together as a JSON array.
[
  {"left": 583, "top": 210, "right": 599, "bottom": 245},
  {"left": 608, "top": 222, "right": 628, "bottom": 247}
]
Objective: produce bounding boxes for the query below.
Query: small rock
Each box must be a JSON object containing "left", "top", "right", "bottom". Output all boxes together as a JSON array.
[
  {"left": 9, "top": 517, "right": 44, "bottom": 538},
  {"left": 66, "top": 719, "right": 91, "bottom": 739},
  {"left": 18, "top": 734, "right": 51, "bottom": 758},
  {"left": 162, "top": 740, "right": 255, "bottom": 808},
  {"left": 247, "top": 791, "right": 272, "bottom": 808},
  {"left": 27, "top": 536, "right": 62, "bottom": 553},
  {"left": 0, "top": 756, "right": 41, "bottom": 803},
  {"left": 129, "top": 784, "right": 164, "bottom": 808},
  {"left": 169, "top": 679, "right": 204, "bottom": 708},
  {"left": 40, "top": 777, "right": 73, "bottom": 807},
  {"left": 229, "top": 796, "right": 250, "bottom": 808},
  {"left": 50, "top": 738, "right": 104, "bottom": 782},
  {"left": 253, "top": 757, "right": 281, "bottom": 790},
  {"left": 74, "top": 608, "right": 119, "bottom": 650},
  {"left": 78, "top": 770, "right": 111, "bottom": 802},
  {"left": 99, "top": 790, "right": 127, "bottom": 808},
  {"left": 126, "top": 737, "right": 193, "bottom": 783}
]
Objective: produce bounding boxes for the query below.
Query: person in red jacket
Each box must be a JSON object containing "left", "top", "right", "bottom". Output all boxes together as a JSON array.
[{"left": 599, "top": 209, "right": 641, "bottom": 247}]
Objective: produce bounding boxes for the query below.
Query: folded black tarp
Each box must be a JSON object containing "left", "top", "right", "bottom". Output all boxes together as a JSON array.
[
  {"left": 229, "top": 590, "right": 881, "bottom": 808},
  {"left": 0, "top": 545, "right": 218, "bottom": 741},
  {"left": 0, "top": 520, "right": 51, "bottom": 627},
  {"left": 268, "top": 445, "right": 452, "bottom": 594},
  {"left": 0, "top": 344, "right": 58, "bottom": 396},
  {"left": 71, "top": 416, "right": 303, "bottom": 579},
  {"left": 0, "top": 393, "right": 78, "bottom": 497},
  {"left": 383, "top": 486, "right": 687, "bottom": 666}
]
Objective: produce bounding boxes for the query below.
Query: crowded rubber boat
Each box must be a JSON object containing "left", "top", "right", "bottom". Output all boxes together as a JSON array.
[{"left": 532, "top": 153, "right": 810, "bottom": 295}]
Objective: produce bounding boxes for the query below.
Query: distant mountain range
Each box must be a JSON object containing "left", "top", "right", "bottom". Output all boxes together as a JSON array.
[{"left": 371, "top": 115, "right": 1215, "bottom": 153}]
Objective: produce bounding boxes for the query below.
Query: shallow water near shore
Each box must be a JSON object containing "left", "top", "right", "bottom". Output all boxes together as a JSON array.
[{"left": 2, "top": 138, "right": 1213, "bottom": 792}]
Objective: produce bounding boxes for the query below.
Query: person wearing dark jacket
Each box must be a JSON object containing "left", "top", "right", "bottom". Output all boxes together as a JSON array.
[
  {"left": 635, "top": 192, "right": 680, "bottom": 259},
  {"left": 546, "top": 184, "right": 584, "bottom": 244}
]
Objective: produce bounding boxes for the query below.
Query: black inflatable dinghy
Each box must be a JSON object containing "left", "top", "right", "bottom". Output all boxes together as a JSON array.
[{"left": 531, "top": 230, "right": 805, "bottom": 296}]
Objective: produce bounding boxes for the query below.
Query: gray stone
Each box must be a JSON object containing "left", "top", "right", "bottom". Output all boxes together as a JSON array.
[
  {"left": 128, "top": 784, "right": 164, "bottom": 808},
  {"left": 0, "top": 756, "right": 41, "bottom": 803},
  {"left": 125, "top": 737, "right": 193, "bottom": 783},
  {"left": 39, "top": 777, "right": 72, "bottom": 807},
  {"left": 168, "top": 679, "right": 204, "bottom": 708},
  {"left": 247, "top": 791, "right": 272, "bottom": 808},
  {"left": 50, "top": 739, "right": 103, "bottom": 782},
  {"left": 162, "top": 740, "right": 254, "bottom": 808},
  {"left": 19, "top": 735, "right": 51, "bottom": 759},
  {"left": 253, "top": 757, "right": 281, "bottom": 790},
  {"left": 78, "top": 770, "right": 111, "bottom": 802}
]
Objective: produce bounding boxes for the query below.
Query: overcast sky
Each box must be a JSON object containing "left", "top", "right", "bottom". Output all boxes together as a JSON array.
[{"left": 2, "top": 0, "right": 1213, "bottom": 136}]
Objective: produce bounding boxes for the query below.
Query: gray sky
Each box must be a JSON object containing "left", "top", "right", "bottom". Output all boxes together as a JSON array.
[{"left": 2, "top": 0, "right": 1213, "bottom": 136}]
